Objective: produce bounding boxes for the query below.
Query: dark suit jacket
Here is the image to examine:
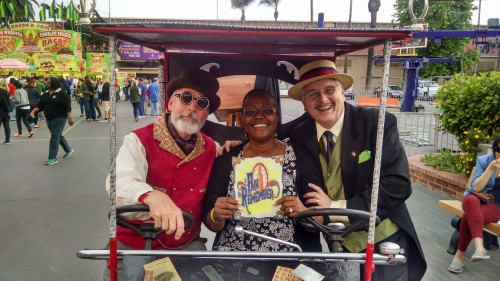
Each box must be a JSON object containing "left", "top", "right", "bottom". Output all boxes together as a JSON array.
[{"left": 289, "top": 102, "right": 426, "bottom": 280}]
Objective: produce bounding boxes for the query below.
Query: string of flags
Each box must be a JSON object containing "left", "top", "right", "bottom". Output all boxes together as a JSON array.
[{"left": 0, "top": 0, "right": 80, "bottom": 23}]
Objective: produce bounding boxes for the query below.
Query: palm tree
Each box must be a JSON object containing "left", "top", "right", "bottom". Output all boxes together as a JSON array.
[
  {"left": 259, "top": 0, "right": 281, "bottom": 22},
  {"left": 365, "top": 0, "right": 381, "bottom": 90},
  {"left": 230, "top": 0, "right": 255, "bottom": 23}
]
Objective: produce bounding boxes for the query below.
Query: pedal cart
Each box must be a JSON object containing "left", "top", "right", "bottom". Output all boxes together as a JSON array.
[{"left": 77, "top": 21, "right": 414, "bottom": 281}]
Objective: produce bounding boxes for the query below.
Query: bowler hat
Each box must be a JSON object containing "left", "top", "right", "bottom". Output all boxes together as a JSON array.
[
  {"left": 288, "top": 60, "right": 354, "bottom": 101},
  {"left": 166, "top": 68, "right": 220, "bottom": 113}
]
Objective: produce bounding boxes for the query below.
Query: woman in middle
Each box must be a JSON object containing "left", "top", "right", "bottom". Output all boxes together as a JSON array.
[{"left": 203, "top": 89, "right": 323, "bottom": 252}]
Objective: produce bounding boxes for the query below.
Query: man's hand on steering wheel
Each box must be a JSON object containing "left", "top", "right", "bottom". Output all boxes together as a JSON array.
[{"left": 143, "top": 190, "right": 185, "bottom": 240}]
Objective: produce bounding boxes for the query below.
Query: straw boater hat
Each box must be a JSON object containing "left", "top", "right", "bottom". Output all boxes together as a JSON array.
[
  {"left": 166, "top": 68, "right": 220, "bottom": 114},
  {"left": 288, "top": 60, "right": 354, "bottom": 101}
]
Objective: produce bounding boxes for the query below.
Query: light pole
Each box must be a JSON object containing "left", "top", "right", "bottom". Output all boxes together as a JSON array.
[{"left": 344, "top": 0, "right": 353, "bottom": 74}]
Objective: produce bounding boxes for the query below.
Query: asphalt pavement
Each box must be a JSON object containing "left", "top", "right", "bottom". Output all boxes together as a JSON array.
[{"left": 0, "top": 98, "right": 498, "bottom": 281}]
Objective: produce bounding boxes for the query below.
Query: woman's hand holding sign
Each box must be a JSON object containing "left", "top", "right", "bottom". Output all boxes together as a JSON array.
[
  {"left": 207, "top": 197, "right": 240, "bottom": 231},
  {"left": 276, "top": 196, "right": 307, "bottom": 218}
]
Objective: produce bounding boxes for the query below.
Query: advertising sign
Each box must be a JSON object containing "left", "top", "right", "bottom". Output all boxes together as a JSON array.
[
  {"left": 86, "top": 52, "right": 110, "bottom": 76},
  {"left": 0, "top": 22, "right": 83, "bottom": 73},
  {"left": 116, "top": 40, "right": 163, "bottom": 61}
]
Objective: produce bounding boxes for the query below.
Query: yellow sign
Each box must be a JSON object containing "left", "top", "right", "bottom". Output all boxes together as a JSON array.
[{"left": 233, "top": 156, "right": 284, "bottom": 219}]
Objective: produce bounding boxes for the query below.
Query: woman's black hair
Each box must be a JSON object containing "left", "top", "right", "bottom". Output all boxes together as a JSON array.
[
  {"left": 493, "top": 136, "right": 500, "bottom": 152},
  {"left": 13, "top": 80, "right": 23, "bottom": 88},
  {"left": 241, "top": 88, "right": 279, "bottom": 111},
  {"left": 48, "top": 76, "right": 60, "bottom": 90}
]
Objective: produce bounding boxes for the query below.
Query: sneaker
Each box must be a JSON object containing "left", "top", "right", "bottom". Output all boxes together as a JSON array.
[
  {"left": 80, "top": 114, "right": 84, "bottom": 117},
  {"left": 27, "top": 131, "right": 34, "bottom": 138},
  {"left": 63, "top": 149, "right": 74, "bottom": 159},
  {"left": 29, "top": 123, "right": 34, "bottom": 126},
  {"left": 99, "top": 119, "right": 109, "bottom": 123},
  {"left": 97, "top": 115, "right": 102, "bottom": 119},
  {"left": 34, "top": 124, "right": 40, "bottom": 128},
  {"left": 14, "top": 133, "right": 23, "bottom": 137},
  {"left": 471, "top": 249, "right": 490, "bottom": 262},
  {"left": 447, "top": 261, "right": 464, "bottom": 273},
  {"left": 44, "top": 159, "right": 58, "bottom": 165},
  {"left": 135, "top": 117, "right": 138, "bottom": 122},
  {"left": 2, "top": 141, "right": 10, "bottom": 144}
]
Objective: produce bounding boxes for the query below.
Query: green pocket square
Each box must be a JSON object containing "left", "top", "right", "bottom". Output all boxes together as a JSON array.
[{"left": 358, "top": 150, "right": 371, "bottom": 163}]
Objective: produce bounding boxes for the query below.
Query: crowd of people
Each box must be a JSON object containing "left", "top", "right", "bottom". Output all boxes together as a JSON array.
[{"left": 0, "top": 71, "right": 160, "bottom": 164}]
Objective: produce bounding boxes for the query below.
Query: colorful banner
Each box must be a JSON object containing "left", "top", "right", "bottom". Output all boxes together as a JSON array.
[
  {"left": 116, "top": 40, "right": 163, "bottom": 61},
  {"left": 0, "top": 22, "right": 83, "bottom": 73},
  {"left": 233, "top": 156, "right": 284, "bottom": 219},
  {"left": 86, "top": 52, "right": 109, "bottom": 76}
]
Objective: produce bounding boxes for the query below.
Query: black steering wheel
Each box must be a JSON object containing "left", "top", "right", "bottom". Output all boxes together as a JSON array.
[
  {"left": 293, "top": 208, "right": 380, "bottom": 252},
  {"left": 115, "top": 204, "right": 194, "bottom": 250}
]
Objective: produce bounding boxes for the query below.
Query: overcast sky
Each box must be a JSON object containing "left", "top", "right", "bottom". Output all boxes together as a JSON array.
[
  {"left": 86, "top": 0, "right": 497, "bottom": 25},
  {"left": 36, "top": 1, "right": 497, "bottom": 25}
]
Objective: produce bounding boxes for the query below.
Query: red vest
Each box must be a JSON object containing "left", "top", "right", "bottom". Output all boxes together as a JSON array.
[{"left": 117, "top": 124, "right": 216, "bottom": 249}]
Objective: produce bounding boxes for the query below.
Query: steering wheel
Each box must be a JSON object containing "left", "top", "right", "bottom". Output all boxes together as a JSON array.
[
  {"left": 115, "top": 204, "right": 194, "bottom": 250},
  {"left": 293, "top": 208, "right": 380, "bottom": 252}
]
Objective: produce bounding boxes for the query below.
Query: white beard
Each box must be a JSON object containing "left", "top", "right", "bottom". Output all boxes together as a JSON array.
[{"left": 171, "top": 111, "right": 205, "bottom": 135}]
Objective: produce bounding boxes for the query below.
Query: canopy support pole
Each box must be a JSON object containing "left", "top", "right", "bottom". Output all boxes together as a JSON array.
[
  {"left": 107, "top": 32, "right": 118, "bottom": 281},
  {"left": 364, "top": 38, "right": 392, "bottom": 281}
]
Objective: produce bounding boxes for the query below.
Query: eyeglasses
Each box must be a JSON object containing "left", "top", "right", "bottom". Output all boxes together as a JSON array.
[
  {"left": 173, "top": 91, "right": 210, "bottom": 110},
  {"left": 302, "top": 85, "right": 340, "bottom": 101},
  {"left": 242, "top": 106, "right": 278, "bottom": 117}
]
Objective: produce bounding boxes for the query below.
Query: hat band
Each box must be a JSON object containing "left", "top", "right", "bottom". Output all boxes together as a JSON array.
[{"left": 300, "top": 67, "right": 338, "bottom": 82}]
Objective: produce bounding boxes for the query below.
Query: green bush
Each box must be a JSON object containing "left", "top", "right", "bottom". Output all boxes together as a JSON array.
[
  {"left": 435, "top": 72, "right": 500, "bottom": 143},
  {"left": 426, "top": 72, "right": 500, "bottom": 176}
]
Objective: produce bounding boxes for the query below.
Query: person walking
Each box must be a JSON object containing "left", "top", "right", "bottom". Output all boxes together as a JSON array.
[
  {"left": 76, "top": 79, "right": 85, "bottom": 117},
  {"left": 148, "top": 78, "right": 159, "bottom": 116},
  {"left": 25, "top": 78, "right": 41, "bottom": 128},
  {"left": 94, "top": 78, "right": 103, "bottom": 119},
  {"left": 30, "top": 77, "right": 74, "bottom": 165},
  {"left": 11, "top": 80, "right": 33, "bottom": 138},
  {"left": 129, "top": 80, "right": 141, "bottom": 122},
  {"left": 138, "top": 78, "right": 147, "bottom": 118},
  {"left": 0, "top": 79, "right": 12, "bottom": 144},
  {"left": 81, "top": 76, "right": 96, "bottom": 121},
  {"left": 99, "top": 78, "right": 111, "bottom": 122}
]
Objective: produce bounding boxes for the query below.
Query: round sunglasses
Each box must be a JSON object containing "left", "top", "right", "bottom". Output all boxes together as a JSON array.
[{"left": 173, "top": 91, "right": 210, "bottom": 110}]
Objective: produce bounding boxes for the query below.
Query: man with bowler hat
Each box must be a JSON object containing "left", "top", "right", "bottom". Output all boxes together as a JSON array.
[
  {"left": 104, "top": 68, "right": 221, "bottom": 279},
  {"left": 288, "top": 60, "right": 427, "bottom": 281}
]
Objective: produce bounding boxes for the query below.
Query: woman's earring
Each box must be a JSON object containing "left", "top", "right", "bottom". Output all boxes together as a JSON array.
[{"left": 243, "top": 131, "right": 248, "bottom": 140}]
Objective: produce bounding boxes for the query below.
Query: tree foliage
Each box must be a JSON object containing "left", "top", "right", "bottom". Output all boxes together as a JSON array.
[
  {"left": 231, "top": 0, "right": 255, "bottom": 22},
  {"left": 394, "top": 0, "right": 479, "bottom": 77},
  {"left": 1, "top": 0, "right": 39, "bottom": 26},
  {"left": 259, "top": 0, "right": 280, "bottom": 22}
]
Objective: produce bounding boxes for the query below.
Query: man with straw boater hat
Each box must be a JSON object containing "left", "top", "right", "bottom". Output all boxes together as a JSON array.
[
  {"left": 288, "top": 60, "right": 427, "bottom": 281},
  {"left": 105, "top": 68, "right": 222, "bottom": 279}
]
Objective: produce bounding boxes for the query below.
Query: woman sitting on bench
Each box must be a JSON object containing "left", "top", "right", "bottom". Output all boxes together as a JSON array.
[{"left": 448, "top": 137, "right": 500, "bottom": 273}]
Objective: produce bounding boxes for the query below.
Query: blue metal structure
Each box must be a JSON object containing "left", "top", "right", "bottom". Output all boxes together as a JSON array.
[
  {"left": 375, "top": 57, "right": 453, "bottom": 112},
  {"left": 378, "top": 30, "right": 500, "bottom": 112}
]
